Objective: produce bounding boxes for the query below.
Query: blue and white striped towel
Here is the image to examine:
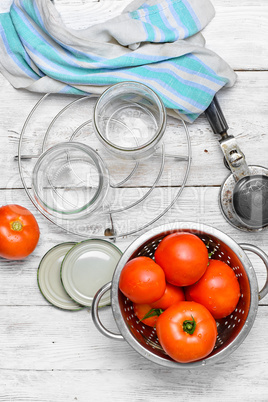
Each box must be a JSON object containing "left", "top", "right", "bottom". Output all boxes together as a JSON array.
[{"left": 0, "top": 0, "right": 236, "bottom": 122}]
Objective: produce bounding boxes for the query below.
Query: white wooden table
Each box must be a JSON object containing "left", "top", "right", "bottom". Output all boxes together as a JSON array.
[{"left": 0, "top": 1, "right": 268, "bottom": 400}]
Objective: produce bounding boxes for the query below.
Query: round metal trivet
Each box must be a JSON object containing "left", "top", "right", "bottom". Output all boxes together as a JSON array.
[{"left": 18, "top": 93, "right": 191, "bottom": 239}]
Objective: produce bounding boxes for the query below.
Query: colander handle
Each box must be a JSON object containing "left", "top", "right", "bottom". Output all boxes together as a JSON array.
[
  {"left": 91, "top": 282, "right": 124, "bottom": 340},
  {"left": 240, "top": 243, "right": 268, "bottom": 300}
]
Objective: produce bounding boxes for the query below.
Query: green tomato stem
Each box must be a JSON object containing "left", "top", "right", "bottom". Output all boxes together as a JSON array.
[
  {"left": 183, "top": 315, "right": 197, "bottom": 335},
  {"left": 141, "top": 308, "right": 163, "bottom": 321},
  {"left": 11, "top": 220, "right": 23, "bottom": 232}
]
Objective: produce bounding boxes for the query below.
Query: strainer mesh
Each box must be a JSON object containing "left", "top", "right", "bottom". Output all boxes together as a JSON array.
[{"left": 118, "top": 230, "right": 251, "bottom": 362}]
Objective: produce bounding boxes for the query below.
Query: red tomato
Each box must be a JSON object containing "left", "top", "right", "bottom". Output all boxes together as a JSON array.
[
  {"left": 156, "top": 301, "right": 217, "bottom": 363},
  {"left": 119, "top": 256, "right": 166, "bottom": 304},
  {"left": 133, "top": 303, "right": 160, "bottom": 327},
  {"left": 154, "top": 232, "right": 209, "bottom": 286},
  {"left": 151, "top": 283, "right": 185, "bottom": 309},
  {"left": 185, "top": 259, "right": 241, "bottom": 319},
  {"left": 0, "top": 204, "right": 40, "bottom": 260}
]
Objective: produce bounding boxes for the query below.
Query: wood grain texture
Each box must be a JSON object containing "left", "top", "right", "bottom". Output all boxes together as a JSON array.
[
  {"left": 2, "top": 303, "right": 268, "bottom": 372},
  {"left": 0, "top": 357, "right": 267, "bottom": 402},
  {"left": 50, "top": 0, "right": 268, "bottom": 69},
  {"left": 1, "top": 72, "right": 268, "bottom": 188},
  {"left": 0, "top": 306, "right": 267, "bottom": 400},
  {"left": 0, "top": 188, "right": 267, "bottom": 308},
  {"left": 0, "top": 1, "right": 268, "bottom": 401}
]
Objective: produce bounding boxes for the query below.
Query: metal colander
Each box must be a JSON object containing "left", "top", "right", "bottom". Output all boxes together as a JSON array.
[{"left": 92, "top": 222, "right": 268, "bottom": 368}]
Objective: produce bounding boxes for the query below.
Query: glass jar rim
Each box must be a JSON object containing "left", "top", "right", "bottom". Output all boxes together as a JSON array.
[
  {"left": 93, "top": 81, "right": 167, "bottom": 153},
  {"left": 32, "top": 142, "right": 109, "bottom": 217}
]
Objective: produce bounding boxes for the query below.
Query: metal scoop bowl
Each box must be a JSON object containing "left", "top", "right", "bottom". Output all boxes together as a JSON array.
[
  {"left": 205, "top": 96, "right": 268, "bottom": 231},
  {"left": 233, "top": 174, "right": 268, "bottom": 229}
]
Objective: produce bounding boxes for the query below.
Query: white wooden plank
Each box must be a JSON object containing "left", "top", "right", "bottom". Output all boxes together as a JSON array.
[
  {"left": 0, "top": 2, "right": 268, "bottom": 400},
  {"left": 204, "top": 3, "right": 268, "bottom": 70},
  {"left": 0, "top": 306, "right": 267, "bottom": 399},
  {"left": 0, "top": 359, "right": 267, "bottom": 402},
  {"left": 51, "top": 0, "right": 268, "bottom": 70},
  {"left": 1, "top": 72, "right": 268, "bottom": 188},
  {"left": 1, "top": 0, "right": 268, "bottom": 69},
  {"left": 0, "top": 187, "right": 267, "bottom": 307}
]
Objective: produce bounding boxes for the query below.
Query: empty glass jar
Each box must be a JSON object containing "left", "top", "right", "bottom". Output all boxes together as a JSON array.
[
  {"left": 93, "top": 82, "right": 167, "bottom": 160},
  {"left": 32, "top": 142, "right": 109, "bottom": 220}
]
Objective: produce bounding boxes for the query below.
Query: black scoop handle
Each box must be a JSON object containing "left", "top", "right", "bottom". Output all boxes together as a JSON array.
[{"left": 205, "top": 96, "right": 229, "bottom": 135}]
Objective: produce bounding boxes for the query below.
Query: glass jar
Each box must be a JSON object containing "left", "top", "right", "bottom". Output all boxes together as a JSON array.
[
  {"left": 32, "top": 142, "right": 109, "bottom": 220},
  {"left": 93, "top": 82, "right": 166, "bottom": 160}
]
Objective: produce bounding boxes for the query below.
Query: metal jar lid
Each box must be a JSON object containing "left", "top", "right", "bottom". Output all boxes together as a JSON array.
[
  {"left": 37, "top": 242, "right": 82, "bottom": 311},
  {"left": 61, "top": 239, "right": 122, "bottom": 307}
]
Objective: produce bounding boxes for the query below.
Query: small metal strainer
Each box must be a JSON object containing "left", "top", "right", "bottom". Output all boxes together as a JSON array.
[{"left": 92, "top": 222, "right": 268, "bottom": 368}]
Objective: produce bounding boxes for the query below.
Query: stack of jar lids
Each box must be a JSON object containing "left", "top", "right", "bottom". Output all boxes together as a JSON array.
[{"left": 37, "top": 239, "right": 122, "bottom": 311}]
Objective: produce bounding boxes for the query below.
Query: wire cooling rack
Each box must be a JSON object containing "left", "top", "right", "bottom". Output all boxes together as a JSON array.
[{"left": 18, "top": 93, "right": 191, "bottom": 239}]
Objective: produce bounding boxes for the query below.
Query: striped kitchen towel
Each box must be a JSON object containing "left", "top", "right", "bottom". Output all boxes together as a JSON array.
[{"left": 0, "top": 0, "right": 236, "bottom": 122}]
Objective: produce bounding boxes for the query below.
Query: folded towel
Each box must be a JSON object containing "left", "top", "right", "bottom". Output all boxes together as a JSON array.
[{"left": 0, "top": 0, "right": 236, "bottom": 122}]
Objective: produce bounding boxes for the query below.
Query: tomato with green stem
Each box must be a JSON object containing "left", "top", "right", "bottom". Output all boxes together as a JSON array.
[
  {"left": 0, "top": 204, "right": 40, "bottom": 260},
  {"left": 133, "top": 303, "right": 162, "bottom": 327},
  {"left": 156, "top": 301, "right": 217, "bottom": 363}
]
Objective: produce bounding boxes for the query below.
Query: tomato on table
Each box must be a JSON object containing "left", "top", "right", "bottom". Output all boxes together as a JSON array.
[
  {"left": 185, "top": 259, "right": 241, "bottom": 319},
  {"left": 119, "top": 256, "right": 166, "bottom": 304},
  {"left": 156, "top": 301, "right": 217, "bottom": 363},
  {"left": 151, "top": 282, "right": 185, "bottom": 309},
  {"left": 0, "top": 204, "right": 40, "bottom": 260},
  {"left": 154, "top": 232, "right": 209, "bottom": 286}
]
